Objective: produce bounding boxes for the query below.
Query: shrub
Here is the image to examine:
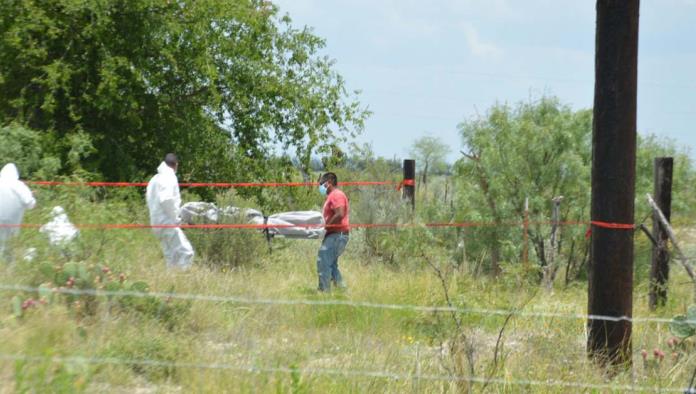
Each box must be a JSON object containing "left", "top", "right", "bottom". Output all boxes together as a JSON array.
[
  {"left": 352, "top": 190, "right": 410, "bottom": 265},
  {"left": 0, "top": 123, "right": 98, "bottom": 180},
  {"left": 186, "top": 191, "right": 269, "bottom": 269},
  {"left": 670, "top": 306, "right": 696, "bottom": 339},
  {"left": 336, "top": 147, "right": 408, "bottom": 265},
  {"left": 0, "top": 123, "right": 60, "bottom": 179},
  {"left": 17, "top": 260, "right": 190, "bottom": 330}
]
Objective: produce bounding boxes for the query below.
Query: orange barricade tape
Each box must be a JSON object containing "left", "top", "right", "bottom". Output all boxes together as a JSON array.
[
  {"left": 590, "top": 220, "right": 636, "bottom": 230},
  {"left": 27, "top": 181, "right": 397, "bottom": 188},
  {"left": 396, "top": 179, "right": 415, "bottom": 191},
  {"left": 585, "top": 220, "right": 636, "bottom": 239},
  {"left": 1, "top": 219, "right": 651, "bottom": 232}
]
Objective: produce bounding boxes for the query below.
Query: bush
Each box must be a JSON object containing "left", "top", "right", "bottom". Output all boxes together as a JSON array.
[
  {"left": 187, "top": 191, "right": 269, "bottom": 269},
  {"left": 0, "top": 123, "right": 60, "bottom": 179},
  {"left": 0, "top": 123, "right": 98, "bottom": 180},
  {"left": 14, "top": 260, "right": 190, "bottom": 330},
  {"left": 350, "top": 185, "right": 414, "bottom": 266},
  {"left": 670, "top": 306, "right": 696, "bottom": 339},
  {"left": 334, "top": 144, "right": 420, "bottom": 266}
]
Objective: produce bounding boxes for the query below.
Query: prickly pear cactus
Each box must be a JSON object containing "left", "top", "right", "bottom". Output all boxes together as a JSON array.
[
  {"left": 38, "top": 283, "right": 54, "bottom": 303},
  {"left": 670, "top": 306, "right": 696, "bottom": 339},
  {"left": 9, "top": 259, "right": 187, "bottom": 329}
]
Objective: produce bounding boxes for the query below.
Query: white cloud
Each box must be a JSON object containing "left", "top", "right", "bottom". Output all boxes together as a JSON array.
[{"left": 460, "top": 24, "right": 503, "bottom": 58}]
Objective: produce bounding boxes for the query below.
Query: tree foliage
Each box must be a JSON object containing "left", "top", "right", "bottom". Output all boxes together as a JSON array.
[
  {"left": 456, "top": 97, "right": 592, "bottom": 276},
  {"left": 635, "top": 134, "right": 696, "bottom": 220},
  {"left": 0, "top": 0, "right": 368, "bottom": 183},
  {"left": 409, "top": 136, "right": 451, "bottom": 185},
  {"left": 0, "top": 124, "right": 60, "bottom": 179},
  {"left": 454, "top": 97, "right": 695, "bottom": 280}
]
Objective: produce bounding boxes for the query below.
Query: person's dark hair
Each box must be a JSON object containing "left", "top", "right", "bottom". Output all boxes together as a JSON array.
[
  {"left": 320, "top": 172, "right": 338, "bottom": 186},
  {"left": 164, "top": 153, "right": 178, "bottom": 168}
]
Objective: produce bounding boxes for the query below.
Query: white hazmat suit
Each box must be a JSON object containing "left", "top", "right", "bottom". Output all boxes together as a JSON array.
[
  {"left": 40, "top": 206, "right": 79, "bottom": 246},
  {"left": 40, "top": 206, "right": 79, "bottom": 258},
  {"left": 0, "top": 164, "right": 36, "bottom": 261},
  {"left": 146, "top": 162, "right": 194, "bottom": 269}
]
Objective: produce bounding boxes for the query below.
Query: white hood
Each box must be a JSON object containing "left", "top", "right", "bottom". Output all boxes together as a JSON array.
[
  {"left": 0, "top": 163, "right": 19, "bottom": 181},
  {"left": 0, "top": 163, "right": 36, "bottom": 229},
  {"left": 157, "top": 162, "right": 176, "bottom": 176}
]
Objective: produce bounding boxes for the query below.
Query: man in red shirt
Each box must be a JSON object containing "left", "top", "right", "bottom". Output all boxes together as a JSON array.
[{"left": 317, "top": 172, "right": 350, "bottom": 291}]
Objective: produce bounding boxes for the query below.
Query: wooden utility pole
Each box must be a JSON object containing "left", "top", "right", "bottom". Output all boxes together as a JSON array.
[
  {"left": 587, "top": 0, "right": 640, "bottom": 368},
  {"left": 649, "top": 157, "right": 673, "bottom": 310},
  {"left": 403, "top": 159, "right": 416, "bottom": 210}
]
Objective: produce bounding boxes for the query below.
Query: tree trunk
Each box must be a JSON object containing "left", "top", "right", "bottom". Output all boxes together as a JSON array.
[
  {"left": 543, "top": 197, "right": 564, "bottom": 288},
  {"left": 462, "top": 152, "right": 501, "bottom": 277},
  {"left": 479, "top": 175, "right": 501, "bottom": 276},
  {"left": 422, "top": 161, "right": 429, "bottom": 200},
  {"left": 587, "top": 0, "right": 639, "bottom": 368}
]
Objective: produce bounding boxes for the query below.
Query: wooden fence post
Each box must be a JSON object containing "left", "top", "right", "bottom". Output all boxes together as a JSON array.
[
  {"left": 647, "top": 194, "right": 696, "bottom": 302},
  {"left": 649, "top": 157, "right": 673, "bottom": 310},
  {"left": 403, "top": 159, "right": 416, "bottom": 210}
]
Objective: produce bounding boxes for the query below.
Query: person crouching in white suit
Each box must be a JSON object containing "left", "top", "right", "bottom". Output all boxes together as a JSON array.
[
  {"left": 0, "top": 163, "right": 36, "bottom": 262},
  {"left": 146, "top": 154, "right": 194, "bottom": 270}
]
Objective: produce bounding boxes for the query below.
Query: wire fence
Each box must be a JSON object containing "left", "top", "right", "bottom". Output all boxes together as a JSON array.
[
  {"left": 0, "top": 352, "right": 687, "bottom": 392},
  {"left": 0, "top": 284, "right": 687, "bottom": 325},
  {"left": 18, "top": 176, "right": 677, "bottom": 232}
]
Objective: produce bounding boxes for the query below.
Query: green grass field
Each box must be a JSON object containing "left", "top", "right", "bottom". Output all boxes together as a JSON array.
[{"left": 1, "top": 189, "right": 695, "bottom": 393}]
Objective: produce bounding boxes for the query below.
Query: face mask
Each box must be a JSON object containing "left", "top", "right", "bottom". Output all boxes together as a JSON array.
[{"left": 318, "top": 182, "right": 328, "bottom": 196}]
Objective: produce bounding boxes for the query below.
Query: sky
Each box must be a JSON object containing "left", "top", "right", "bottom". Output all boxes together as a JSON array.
[{"left": 272, "top": 0, "right": 696, "bottom": 163}]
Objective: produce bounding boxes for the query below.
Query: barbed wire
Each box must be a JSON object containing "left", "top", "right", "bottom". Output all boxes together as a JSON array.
[
  {"left": 0, "top": 352, "right": 684, "bottom": 392},
  {"left": 0, "top": 284, "right": 684, "bottom": 325}
]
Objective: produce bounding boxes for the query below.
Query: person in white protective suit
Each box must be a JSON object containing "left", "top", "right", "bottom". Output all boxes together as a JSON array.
[
  {"left": 0, "top": 163, "right": 36, "bottom": 261},
  {"left": 146, "top": 153, "right": 194, "bottom": 269}
]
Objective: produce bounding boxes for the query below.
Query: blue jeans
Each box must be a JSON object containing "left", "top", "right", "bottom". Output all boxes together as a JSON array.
[{"left": 317, "top": 232, "right": 349, "bottom": 291}]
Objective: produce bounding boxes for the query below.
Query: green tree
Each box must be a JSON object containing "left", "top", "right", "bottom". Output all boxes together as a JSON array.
[
  {"left": 0, "top": 124, "right": 61, "bottom": 179},
  {"left": 635, "top": 134, "right": 696, "bottom": 221},
  {"left": 0, "top": 0, "right": 368, "bottom": 184},
  {"left": 455, "top": 96, "right": 696, "bottom": 281},
  {"left": 455, "top": 97, "right": 592, "bottom": 277},
  {"left": 409, "top": 136, "right": 450, "bottom": 186}
]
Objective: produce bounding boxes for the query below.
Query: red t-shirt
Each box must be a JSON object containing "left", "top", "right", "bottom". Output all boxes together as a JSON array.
[{"left": 323, "top": 188, "right": 350, "bottom": 233}]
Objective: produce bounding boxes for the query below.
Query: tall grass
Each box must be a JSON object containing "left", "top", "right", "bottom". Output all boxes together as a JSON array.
[{"left": 1, "top": 185, "right": 695, "bottom": 393}]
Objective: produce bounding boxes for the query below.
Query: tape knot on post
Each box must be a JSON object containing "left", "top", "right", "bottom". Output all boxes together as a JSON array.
[
  {"left": 585, "top": 220, "right": 636, "bottom": 239},
  {"left": 396, "top": 179, "right": 415, "bottom": 191}
]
